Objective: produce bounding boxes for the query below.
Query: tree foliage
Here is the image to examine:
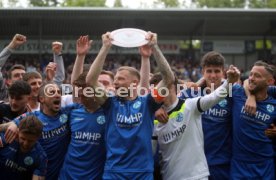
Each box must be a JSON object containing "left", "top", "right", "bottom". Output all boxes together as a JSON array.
[
  {"left": 29, "top": 0, "right": 59, "bottom": 7},
  {"left": 5, "top": 0, "right": 20, "bottom": 7},
  {"left": 248, "top": 0, "right": 276, "bottom": 8},
  {"left": 113, "top": 0, "right": 123, "bottom": 7},
  {"left": 193, "top": 0, "right": 276, "bottom": 8},
  {"left": 62, "top": 0, "right": 106, "bottom": 7},
  {"left": 28, "top": 0, "right": 106, "bottom": 7},
  {"left": 194, "top": 0, "right": 245, "bottom": 8},
  {"left": 154, "top": 0, "right": 180, "bottom": 8},
  {"left": 16, "top": 0, "right": 276, "bottom": 8}
]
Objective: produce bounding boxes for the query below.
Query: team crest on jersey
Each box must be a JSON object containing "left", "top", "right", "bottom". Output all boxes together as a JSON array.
[
  {"left": 59, "top": 114, "right": 68, "bottom": 123},
  {"left": 24, "top": 156, "right": 33, "bottom": 166},
  {"left": 266, "top": 104, "right": 274, "bottom": 113},
  {"left": 97, "top": 115, "right": 105, "bottom": 125},
  {"left": 218, "top": 99, "right": 227, "bottom": 108},
  {"left": 133, "top": 101, "right": 141, "bottom": 109},
  {"left": 175, "top": 113, "right": 184, "bottom": 122}
]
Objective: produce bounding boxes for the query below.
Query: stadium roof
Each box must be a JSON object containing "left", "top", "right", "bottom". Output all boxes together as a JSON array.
[{"left": 1, "top": 8, "right": 276, "bottom": 40}]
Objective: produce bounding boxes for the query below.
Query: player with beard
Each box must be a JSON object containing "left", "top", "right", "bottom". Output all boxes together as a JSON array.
[
  {"left": 0, "top": 80, "right": 31, "bottom": 124},
  {"left": 231, "top": 61, "right": 276, "bottom": 179},
  {"left": 59, "top": 72, "right": 106, "bottom": 179},
  {"left": 0, "top": 115, "right": 47, "bottom": 180},
  {"left": 2, "top": 82, "right": 81, "bottom": 179},
  {"left": 86, "top": 32, "right": 174, "bottom": 179}
]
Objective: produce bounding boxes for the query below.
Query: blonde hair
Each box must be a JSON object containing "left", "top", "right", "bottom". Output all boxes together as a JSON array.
[{"left": 117, "top": 66, "right": 140, "bottom": 81}]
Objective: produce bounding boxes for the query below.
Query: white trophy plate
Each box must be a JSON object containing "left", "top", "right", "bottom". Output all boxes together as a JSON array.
[{"left": 110, "top": 28, "right": 148, "bottom": 48}]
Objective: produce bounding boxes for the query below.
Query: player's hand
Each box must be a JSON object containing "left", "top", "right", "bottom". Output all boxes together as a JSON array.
[
  {"left": 52, "top": 41, "right": 63, "bottom": 55},
  {"left": 102, "top": 32, "right": 113, "bottom": 48},
  {"left": 8, "top": 34, "right": 27, "bottom": 49},
  {"left": 265, "top": 124, "right": 276, "bottom": 138},
  {"left": 226, "top": 65, "right": 240, "bottom": 84},
  {"left": 155, "top": 107, "right": 169, "bottom": 124},
  {"left": 139, "top": 44, "right": 152, "bottom": 58},
  {"left": 4, "top": 122, "right": 18, "bottom": 143},
  {"left": 77, "top": 35, "right": 92, "bottom": 56},
  {"left": 244, "top": 95, "right": 257, "bottom": 115},
  {"left": 146, "top": 31, "right": 158, "bottom": 47}
]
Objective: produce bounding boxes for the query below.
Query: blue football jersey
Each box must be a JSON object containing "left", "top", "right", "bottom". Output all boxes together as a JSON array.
[
  {"left": 0, "top": 133, "right": 47, "bottom": 180},
  {"left": 103, "top": 94, "right": 161, "bottom": 174},
  {"left": 59, "top": 105, "right": 106, "bottom": 179},
  {"left": 232, "top": 85, "right": 276, "bottom": 162},
  {"left": 268, "top": 86, "right": 276, "bottom": 99},
  {"left": 13, "top": 104, "right": 80, "bottom": 179},
  {"left": 179, "top": 87, "right": 232, "bottom": 165}
]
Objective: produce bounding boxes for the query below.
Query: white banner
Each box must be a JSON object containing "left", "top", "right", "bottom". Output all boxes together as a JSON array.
[
  {"left": 0, "top": 40, "right": 180, "bottom": 54},
  {"left": 213, "top": 40, "right": 245, "bottom": 54}
]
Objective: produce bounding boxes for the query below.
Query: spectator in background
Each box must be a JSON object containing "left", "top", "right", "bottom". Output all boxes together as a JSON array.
[
  {"left": 23, "top": 72, "right": 43, "bottom": 112},
  {"left": 0, "top": 34, "right": 27, "bottom": 101},
  {"left": 0, "top": 80, "right": 31, "bottom": 124}
]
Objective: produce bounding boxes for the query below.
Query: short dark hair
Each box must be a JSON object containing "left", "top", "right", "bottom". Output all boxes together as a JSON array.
[
  {"left": 8, "top": 80, "right": 31, "bottom": 97},
  {"left": 23, "top": 71, "right": 42, "bottom": 82},
  {"left": 19, "top": 115, "right": 43, "bottom": 137},
  {"left": 254, "top": 60, "right": 276, "bottom": 78},
  {"left": 201, "top": 51, "right": 225, "bottom": 68},
  {"left": 8, "top": 64, "right": 25, "bottom": 79},
  {"left": 101, "top": 70, "right": 114, "bottom": 81},
  {"left": 73, "top": 72, "right": 88, "bottom": 88},
  {"left": 150, "top": 72, "right": 163, "bottom": 85}
]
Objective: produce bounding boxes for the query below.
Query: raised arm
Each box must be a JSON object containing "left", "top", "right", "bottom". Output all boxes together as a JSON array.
[
  {"left": 86, "top": 32, "right": 112, "bottom": 105},
  {"left": 52, "top": 42, "right": 65, "bottom": 86},
  {"left": 198, "top": 65, "right": 240, "bottom": 112},
  {"left": 146, "top": 32, "right": 174, "bottom": 89},
  {"left": 71, "top": 35, "right": 92, "bottom": 85},
  {"left": 86, "top": 33, "right": 112, "bottom": 86},
  {"left": 0, "top": 34, "right": 26, "bottom": 68},
  {"left": 139, "top": 45, "right": 152, "bottom": 93},
  {"left": 45, "top": 62, "right": 56, "bottom": 83}
]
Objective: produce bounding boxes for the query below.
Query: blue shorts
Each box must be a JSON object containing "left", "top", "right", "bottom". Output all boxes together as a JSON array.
[
  {"left": 209, "top": 164, "right": 230, "bottom": 180},
  {"left": 231, "top": 159, "right": 274, "bottom": 180},
  {"left": 103, "top": 172, "right": 153, "bottom": 180}
]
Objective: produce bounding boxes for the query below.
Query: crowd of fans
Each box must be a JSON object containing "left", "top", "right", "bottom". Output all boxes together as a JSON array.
[
  {"left": 2, "top": 53, "right": 203, "bottom": 84},
  {"left": 1, "top": 33, "right": 276, "bottom": 180}
]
